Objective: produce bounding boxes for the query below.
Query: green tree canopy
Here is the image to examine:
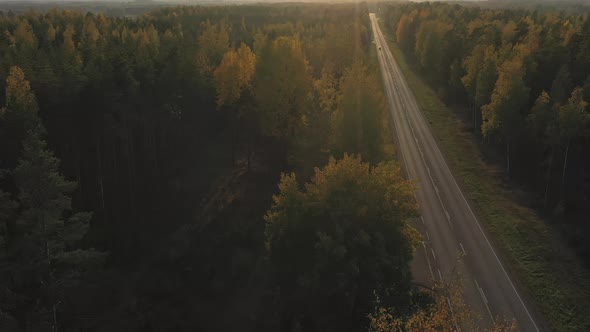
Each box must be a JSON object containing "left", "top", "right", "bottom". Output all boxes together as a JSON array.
[
  {"left": 12, "top": 132, "right": 103, "bottom": 266},
  {"left": 481, "top": 58, "right": 530, "bottom": 141},
  {"left": 559, "top": 87, "right": 589, "bottom": 143},
  {"left": 265, "top": 154, "right": 418, "bottom": 331},
  {"left": 528, "top": 91, "right": 559, "bottom": 148},
  {"left": 252, "top": 36, "right": 312, "bottom": 139},
  {"left": 332, "top": 64, "right": 386, "bottom": 163}
]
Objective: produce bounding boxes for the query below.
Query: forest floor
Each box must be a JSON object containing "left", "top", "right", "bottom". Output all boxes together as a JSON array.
[
  {"left": 65, "top": 160, "right": 281, "bottom": 331},
  {"left": 378, "top": 20, "right": 590, "bottom": 332}
]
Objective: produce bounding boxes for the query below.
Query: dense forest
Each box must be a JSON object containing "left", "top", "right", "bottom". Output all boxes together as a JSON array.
[
  {"left": 473, "top": 0, "right": 590, "bottom": 14},
  {"left": 0, "top": 3, "right": 444, "bottom": 331},
  {"left": 4, "top": 1, "right": 586, "bottom": 330},
  {"left": 384, "top": 2, "right": 590, "bottom": 265}
]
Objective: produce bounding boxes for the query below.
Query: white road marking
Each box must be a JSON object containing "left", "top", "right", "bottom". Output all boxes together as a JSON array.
[
  {"left": 422, "top": 242, "right": 435, "bottom": 280},
  {"left": 431, "top": 248, "right": 437, "bottom": 260},
  {"left": 475, "top": 279, "right": 495, "bottom": 323},
  {"left": 460, "top": 242, "right": 466, "bottom": 255},
  {"left": 418, "top": 138, "right": 455, "bottom": 231},
  {"left": 438, "top": 269, "right": 444, "bottom": 282},
  {"left": 426, "top": 231, "right": 430, "bottom": 240},
  {"left": 481, "top": 289, "right": 489, "bottom": 304},
  {"left": 478, "top": 287, "right": 487, "bottom": 303}
]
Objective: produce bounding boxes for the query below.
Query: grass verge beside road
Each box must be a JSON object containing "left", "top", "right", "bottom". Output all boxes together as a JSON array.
[{"left": 378, "top": 21, "right": 590, "bottom": 332}]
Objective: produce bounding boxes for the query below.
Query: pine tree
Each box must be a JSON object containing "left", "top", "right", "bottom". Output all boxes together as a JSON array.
[{"left": 12, "top": 131, "right": 105, "bottom": 331}]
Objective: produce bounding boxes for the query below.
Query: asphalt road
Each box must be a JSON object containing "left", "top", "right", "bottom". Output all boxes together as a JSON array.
[{"left": 369, "top": 13, "right": 542, "bottom": 332}]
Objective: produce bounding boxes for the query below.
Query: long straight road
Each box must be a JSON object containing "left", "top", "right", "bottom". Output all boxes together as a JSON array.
[{"left": 369, "top": 13, "right": 542, "bottom": 332}]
